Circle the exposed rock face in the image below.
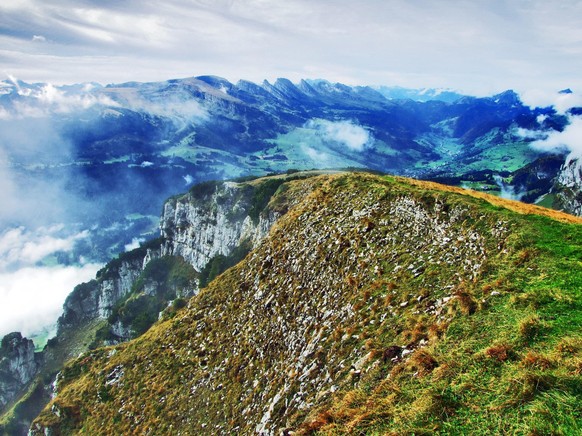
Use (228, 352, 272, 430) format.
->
(58, 256, 150, 331)
(2, 175, 307, 434)
(0, 333, 41, 412)
(160, 181, 279, 271)
(58, 179, 285, 333)
(555, 156, 582, 216)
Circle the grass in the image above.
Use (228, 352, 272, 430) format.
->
(402, 176, 582, 224)
(29, 172, 581, 436)
(296, 183, 582, 435)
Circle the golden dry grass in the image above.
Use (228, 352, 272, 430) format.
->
(401, 177, 582, 224)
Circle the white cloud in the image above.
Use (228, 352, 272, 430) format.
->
(0, 263, 101, 338)
(99, 85, 208, 125)
(0, 1, 581, 96)
(0, 224, 100, 339)
(124, 237, 145, 252)
(521, 89, 582, 113)
(0, 226, 89, 271)
(529, 116, 582, 159)
(301, 143, 332, 166)
(0, 81, 119, 120)
(306, 119, 372, 151)
(31, 34, 46, 42)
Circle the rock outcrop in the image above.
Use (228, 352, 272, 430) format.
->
(554, 156, 582, 216)
(160, 181, 281, 271)
(0, 333, 41, 412)
(58, 257, 145, 330)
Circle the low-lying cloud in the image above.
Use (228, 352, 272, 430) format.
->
(0, 226, 88, 271)
(306, 119, 372, 151)
(0, 225, 101, 339)
(522, 116, 582, 160)
(124, 237, 145, 252)
(0, 263, 100, 338)
(521, 89, 582, 115)
(0, 79, 118, 120)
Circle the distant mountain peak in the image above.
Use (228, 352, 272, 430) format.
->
(492, 89, 522, 106)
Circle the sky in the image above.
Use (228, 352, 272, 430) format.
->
(1, 0, 582, 102)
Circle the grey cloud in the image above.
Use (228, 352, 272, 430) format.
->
(0, 1, 580, 95)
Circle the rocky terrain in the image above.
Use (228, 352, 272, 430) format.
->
(22, 173, 581, 435)
(0, 334, 41, 412)
(0, 172, 324, 434)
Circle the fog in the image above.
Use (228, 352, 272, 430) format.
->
(0, 226, 101, 338)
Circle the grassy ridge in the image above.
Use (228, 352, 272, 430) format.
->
(30, 173, 581, 435)
(300, 202, 582, 434)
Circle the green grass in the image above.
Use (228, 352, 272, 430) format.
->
(297, 192, 581, 435)
(29, 173, 581, 436)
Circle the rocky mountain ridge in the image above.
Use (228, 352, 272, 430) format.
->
(554, 156, 582, 215)
(24, 173, 582, 435)
(0, 172, 324, 434)
(0, 334, 41, 413)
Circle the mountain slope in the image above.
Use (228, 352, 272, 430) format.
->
(30, 173, 581, 435)
(0, 172, 329, 434)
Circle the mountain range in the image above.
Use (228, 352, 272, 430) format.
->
(1, 76, 580, 264)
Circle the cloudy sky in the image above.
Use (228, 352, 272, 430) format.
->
(1, 0, 581, 100)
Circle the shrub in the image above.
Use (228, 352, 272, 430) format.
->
(199, 239, 252, 288)
(518, 315, 545, 343)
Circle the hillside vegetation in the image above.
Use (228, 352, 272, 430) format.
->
(31, 173, 581, 435)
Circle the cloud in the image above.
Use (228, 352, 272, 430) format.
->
(306, 119, 372, 151)
(1, 1, 581, 96)
(0, 126, 83, 228)
(0, 226, 89, 271)
(0, 224, 100, 339)
(529, 116, 582, 158)
(301, 143, 332, 167)
(124, 237, 145, 252)
(521, 89, 582, 113)
(99, 85, 208, 126)
(32, 35, 46, 42)
(0, 81, 118, 120)
(493, 175, 525, 201)
(0, 263, 101, 338)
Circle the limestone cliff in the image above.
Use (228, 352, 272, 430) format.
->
(160, 180, 282, 271)
(554, 156, 582, 216)
(0, 333, 41, 412)
(60, 176, 301, 332)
